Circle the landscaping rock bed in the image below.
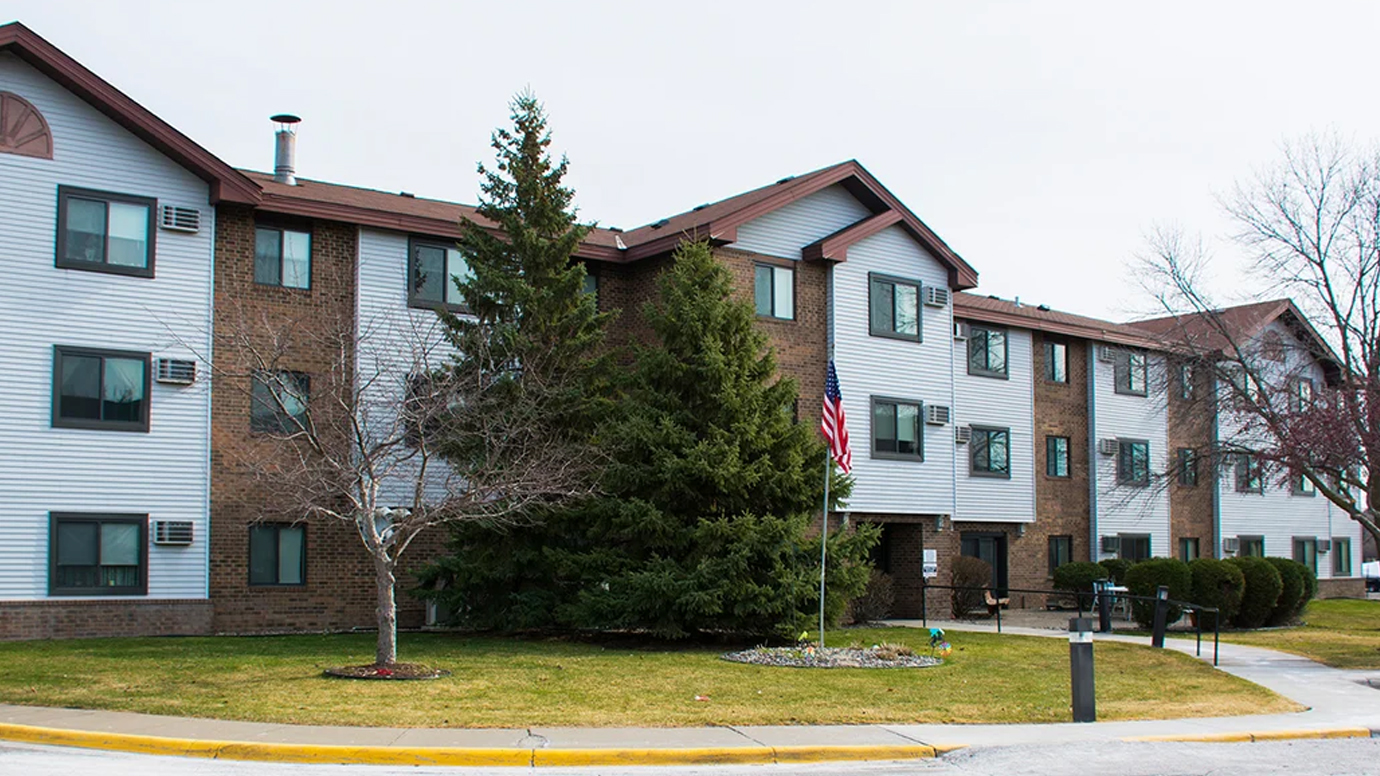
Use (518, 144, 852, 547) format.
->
(721, 646, 942, 669)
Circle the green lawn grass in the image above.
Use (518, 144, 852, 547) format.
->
(0, 627, 1296, 727)
(1209, 598, 1380, 669)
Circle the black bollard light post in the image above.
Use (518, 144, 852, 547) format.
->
(1095, 579, 1112, 634)
(1069, 617, 1095, 723)
(1151, 585, 1170, 648)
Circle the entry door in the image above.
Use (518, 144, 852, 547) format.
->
(960, 533, 1009, 596)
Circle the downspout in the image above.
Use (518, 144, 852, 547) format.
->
(1087, 341, 1099, 562)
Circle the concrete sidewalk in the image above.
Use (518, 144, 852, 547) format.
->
(0, 624, 1377, 766)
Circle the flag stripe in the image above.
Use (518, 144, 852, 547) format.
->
(821, 360, 852, 474)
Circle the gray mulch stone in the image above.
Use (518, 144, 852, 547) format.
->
(721, 646, 942, 669)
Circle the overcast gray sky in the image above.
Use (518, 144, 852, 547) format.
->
(10, 1, 1380, 320)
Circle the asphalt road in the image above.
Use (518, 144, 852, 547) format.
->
(2, 738, 1378, 775)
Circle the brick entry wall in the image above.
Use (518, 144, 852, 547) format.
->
(0, 600, 213, 641)
(1029, 334, 1094, 592)
(1168, 362, 1215, 558)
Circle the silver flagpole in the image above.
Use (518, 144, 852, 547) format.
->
(819, 451, 830, 650)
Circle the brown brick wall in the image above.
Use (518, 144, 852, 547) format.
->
(0, 600, 213, 641)
(1168, 361, 1215, 558)
(209, 205, 431, 634)
(1027, 334, 1093, 594)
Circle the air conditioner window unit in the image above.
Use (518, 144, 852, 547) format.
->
(1097, 345, 1118, 363)
(925, 404, 951, 426)
(157, 358, 197, 385)
(159, 205, 201, 233)
(153, 520, 194, 546)
(1317, 539, 1332, 553)
(953, 322, 970, 340)
(954, 425, 972, 445)
(1098, 438, 1120, 456)
(1222, 537, 1240, 554)
(923, 286, 951, 308)
(1100, 536, 1121, 554)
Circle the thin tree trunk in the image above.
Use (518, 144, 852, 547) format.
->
(374, 556, 398, 667)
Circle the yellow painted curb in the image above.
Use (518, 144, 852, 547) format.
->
(0, 722, 952, 767)
(1124, 727, 1372, 744)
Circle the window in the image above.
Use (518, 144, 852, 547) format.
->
(868, 274, 920, 340)
(871, 398, 923, 460)
(967, 325, 1008, 378)
(1239, 535, 1265, 557)
(753, 263, 795, 319)
(1235, 453, 1263, 493)
(52, 346, 150, 432)
(1048, 535, 1073, 577)
(1333, 538, 1352, 576)
(251, 371, 310, 433)
(1117, 439, 1150, 486)
(1177, 363, 1195, 400)
(1176, 448, 1198, 487)
(409, 237, 471, 309)
(971, 427, 1011, 477)
(249, 524, 306, 586)
(49, 513, 147, 596)
(1044, 340, 1068, 383)
(1292, 471, 1316, 496)
(1179, 537, 1200, 562)
(1114, 350, 1148, 396)
(1046, 435, 1070, 478)
(254, 225, 311, 289)
(1292, 537, 1318, 575)
(1120, 534, 1152, 562)
(582, 267, 599, 298)
(56, 186, 156, 277)
(1290, 378, 1314, 412)
(1225, 365, 1263, 404)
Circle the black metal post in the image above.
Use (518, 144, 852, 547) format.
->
(921, 583, 928, 627)
(1151, 585, 1170, 648)
(1214, 615, 1220, 667)
(1195, 609, 1202, 657)
(1069, 617, 1095, 723)
(1095, 580, 1112, 633)
(995, 598, 1002, 634)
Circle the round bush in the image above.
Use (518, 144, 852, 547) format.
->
(1125, 558, 1192, 629)
(1098, 558, 1135, 585)
(950, 555, 992, 619)
(1188, 558, 1245, 630)
(1298, 563, 1317, 615)
(1227, 557, 1283, 629)
(1264, 557, 1306, 626)
(1052, 561, 1109, 608)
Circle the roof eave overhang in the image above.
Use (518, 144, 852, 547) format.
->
(955, 305, 1161, 349)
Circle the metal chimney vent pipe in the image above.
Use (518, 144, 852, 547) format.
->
(271, 114, 301, 185)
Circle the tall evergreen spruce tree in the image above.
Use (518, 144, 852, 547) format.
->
(431, 240, 875, 639)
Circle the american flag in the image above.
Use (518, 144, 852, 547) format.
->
(821, 360, 852, 474)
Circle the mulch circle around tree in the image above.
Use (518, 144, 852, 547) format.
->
(322, 663, 451, 680)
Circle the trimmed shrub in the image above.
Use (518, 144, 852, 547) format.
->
(1125, 558, 1192, 629)
(849, 569, 896, 624)
(1227, 557, 1283, 629)
(1188, 558, 1245, 629)
(951, 555, 993, 619)
(1299, 563, 1317, 615)
(1264, 557, 1307, 626)
(1098, 558, 1135, 585)
(1053, 561, 1109, 608)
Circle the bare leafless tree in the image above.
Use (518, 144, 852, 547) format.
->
(1137, 133, 1380, 553)
(206, 302, 598, 667)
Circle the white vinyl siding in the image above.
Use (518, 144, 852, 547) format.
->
(1092, 348, 1170, 558)
(732, 185, 871, 259)
(954, 326, 1036, 523)
(0, 52, 213, 600)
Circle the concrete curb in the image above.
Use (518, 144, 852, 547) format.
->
(0, 722, 952, 766)
(1123, 727, 1376, 744)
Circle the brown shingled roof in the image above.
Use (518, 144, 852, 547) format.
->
(1128, 299, 1292, 354)
(954, 292, 1160, 348)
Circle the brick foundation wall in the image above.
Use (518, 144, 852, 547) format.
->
(1315, 577, 1366, 599)
(0, 600, 213, 641)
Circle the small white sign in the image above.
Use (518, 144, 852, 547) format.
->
(922, 548, 938, 578)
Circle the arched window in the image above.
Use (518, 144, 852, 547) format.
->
(0, 91, 53, 159)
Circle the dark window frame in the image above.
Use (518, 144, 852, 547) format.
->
(1235, 453, 1264, 493)
(250, 370, 311, 434)
(1119, 533, 1152, 562)
(1333, 537, 1352, 576)
(51, 345, 152, 432)
(1179, 537, 1200, 562)
(1290, 377, 1315, 412)
(1291, 470, 1317, 497)
(1043, 339, 1069, 384)
(1048, 535, 1073, 577)
(1116, 438, 1150, 486)
(1177, 362, 1195, 401)
(55, 185, 157, 278)
(248, 523, 308, 587)
(1045, 435, 1070, 478)
(48, 512, 148, 596)
(967, 324, 1010, 379)
(1114, 349, 1148, 396)
(869, 395, 925, 461)
(970, 425, 1012, 478)
(753, 260, 796, 321)
(867, 273, 923, 342)
(407, 235, 470, 312)
(1292, 536, 1318, 575)
(254, 223, 313, 290)
(1176, 447, 1199, 487)
(1239, 535, 1266, 557)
